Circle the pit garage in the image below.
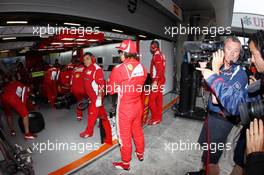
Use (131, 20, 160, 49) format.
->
(0, 0, 259, 175)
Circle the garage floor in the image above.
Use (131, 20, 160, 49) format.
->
(71, 108, 242, 175)
(0, 92, 242, 175)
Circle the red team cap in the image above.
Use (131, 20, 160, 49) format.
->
(116, 39, 137, 54)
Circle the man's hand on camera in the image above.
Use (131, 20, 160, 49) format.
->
(246, 119, 264, 155)
(196, 68, 216, 80)
(212, 49, 224, 75)
(198, 61, 207, 69)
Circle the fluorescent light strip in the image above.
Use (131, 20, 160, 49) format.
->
(64, 22, 81, 26)
(139, 35, 147, 38)
(62, 38, 75, 41)
(2, 37, 16, 40)
(112, 29, 123, 33)
(87, 39, 98, 42)
(51, 42, 62, 45)
(64, 43, 74, 45)
(6, 21, 28, 24)
(40, 36, 50, 38)
(76, 38, 87, 41)
(0, 50, 10, 53)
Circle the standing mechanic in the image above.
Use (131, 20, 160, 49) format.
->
(0, 81, 36, 140)
(187, 36, 248, 175)
(148, 40, 166, 125)
(70, 59, 86, 121)
(79, 52, 112, 145)
(42, 66, 59, 107)
(108, 39, 147, 170)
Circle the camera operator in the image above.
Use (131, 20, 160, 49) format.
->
(196, 30, 264, 175)
(187, 36, 248, 175)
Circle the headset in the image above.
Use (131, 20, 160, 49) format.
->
(150, 40, 160, 50)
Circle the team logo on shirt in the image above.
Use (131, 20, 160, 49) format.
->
(76, 74, 80, 78)
(86, 71, 92, 75)
(127, 64, 133, 71)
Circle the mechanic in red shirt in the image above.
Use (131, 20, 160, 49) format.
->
(42, 66, 59, 107)
(108, 39, 147, 170)
(148, 40, 166, 125)
(70, 60, 86, 121)
(79, 52, 112, 145)
(0, 81, 36, 140)
(58, 65, 74, 95)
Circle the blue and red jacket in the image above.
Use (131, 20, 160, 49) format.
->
(206, 68, 261, 116)
(208, 64, 248, 115)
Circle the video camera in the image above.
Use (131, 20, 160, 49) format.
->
(183, 40, 251, 64)
(183, 40, 224, 62)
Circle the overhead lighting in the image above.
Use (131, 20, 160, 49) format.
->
(64, 43, 74, 45)
(77, 42, 85, 45)
(139, 35, 147, 38)
(51, 42, 62, 45)
(61, 38, 75, 41)
(6, 21, 28, 24)
(19, 50, 27, 54)
(0, 50, 10, 53)
(2, 37, 16, 40)
(105, 38, 112, 41)
(64, 22, 81, 26)
(87, 39, 98, 42)
(38, 49, 47, 51)
(76, 38, 87, 41)
(112, 29, 123, 33)
(40, 35, 50, 38)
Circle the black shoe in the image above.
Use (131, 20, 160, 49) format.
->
(186, 169, 206, 175)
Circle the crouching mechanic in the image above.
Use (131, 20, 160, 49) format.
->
(196, 30, 264, 175)
(108, 39, 147, 170)
(79, 52, 112, 145)
(187, 36, 248, 175)
(0, 81, 36, 140)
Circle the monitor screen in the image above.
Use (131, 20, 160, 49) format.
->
(97, 57, 103, 64)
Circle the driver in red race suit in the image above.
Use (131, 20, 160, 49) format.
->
(108, 39, 147, 170)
